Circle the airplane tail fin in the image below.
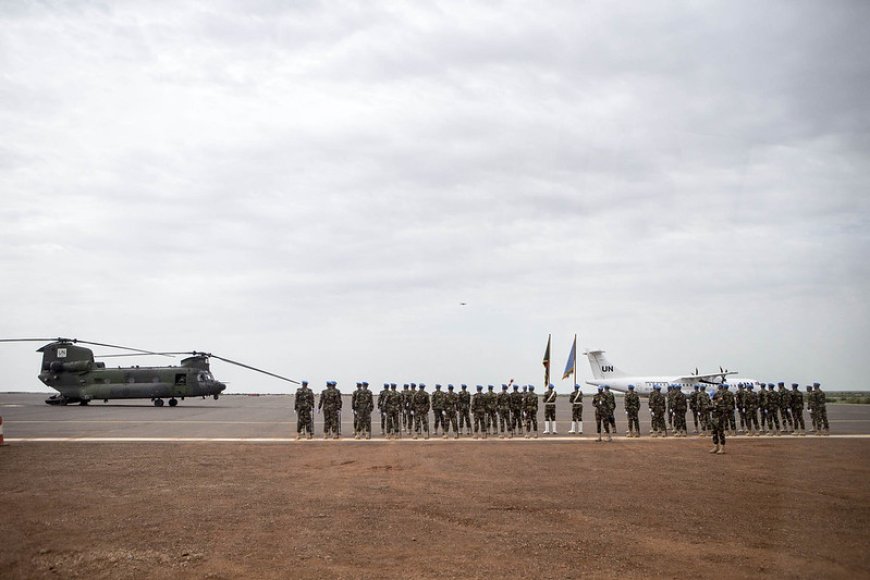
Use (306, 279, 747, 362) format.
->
(585, 350, 628, 380)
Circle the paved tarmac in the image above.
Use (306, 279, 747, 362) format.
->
(1, 392, 868, 440)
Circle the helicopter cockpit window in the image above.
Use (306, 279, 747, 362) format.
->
(198, 372, 213, 382)
(174, 373, 187, 385)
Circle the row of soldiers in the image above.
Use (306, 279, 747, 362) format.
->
(292, 379, 830, 441)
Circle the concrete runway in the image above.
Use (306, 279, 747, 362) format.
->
(2, 392, 868, 441)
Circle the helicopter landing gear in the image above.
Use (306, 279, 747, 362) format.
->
(213, 394, 220, 400)
(154, 399, 164, 407)
(79, 400, 89, 406)
(168, 398, 178, 407)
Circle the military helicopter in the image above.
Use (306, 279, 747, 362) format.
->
(0, 337, 299, 407)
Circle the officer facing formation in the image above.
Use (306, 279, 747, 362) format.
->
(568, 384, 583, 435)
(294, 380, 315, 439)
(624, 384, 640, 437)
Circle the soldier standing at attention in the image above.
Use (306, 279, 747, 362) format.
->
(666, 385, 676, 432)
(790, 383, 806, 435)
(813, 383, 829, 435)
(458, 384, 472, 436)
(355, 382, 373, 439)
(543, 383, 558, 435)
(511, 384, 525, 436)
(318, 381, 342, 439)
(744, 384, 760, 436)
(758, 383, 769, 434)
(690, 385, 701, 434)
(400, 384, 411, 434)
(649, 385, 666, 437)
(722, 384, 737, 435)
(412, 383, 431, 439)
(778, 382, 794, 434)
(524, 385, 539, 438)
(766, 383, 782, 435)
(377, 383, 389, 435)
(806, 385, 817, 433)
(709, 384, 728, 454)
(484, 385, 498, 435)
(472, 385, 487, 439)
(673, 386, 688, 437)
(431, 384, 446, 436)
(624, 384, 640, 437)
(569, 384, 583, 435)
(697, 387, 712, 436)
(735, 384, 748, 434)
(351, 382, 362, 437)
(592, 386, 611, 442)
(604, 385, 617, 434)
(294, 380, 315, 440)
(386, 383, 402, 439)
(443, 384, 459, 439)
(497, 384, 512, 438)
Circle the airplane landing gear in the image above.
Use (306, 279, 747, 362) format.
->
(154, 399, 164, 407)
(168, 398, 178, 407)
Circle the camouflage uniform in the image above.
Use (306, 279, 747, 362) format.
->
(592, 389, 611, 441)
(294, 383, 315, 438)
(354, 384, 373, 439)
(766, 385, 782, 434)
(624, 388, 640, 437)
(735, 385, 747, 433)
(779, 384, 793, 433)
(666, 386, 676, 431)
(386, 385, 402, 438)
(485, 386, 498, 434)
(401, 385, 413, 433)
(317, 382, 342, 439)
(497, 386, 512, 437)
(472, 387, 487, 438)
(413, 386, 431, 439)
(524, 388, 539, 437)
(569, 387, 583, 434)
(431, 385, 446, 436)
(697, 389, 712, 435)
(604, 388, 616, 433)
(710, 387, 728, 453)
(758, 385, 769, 434)
(543, 386, 557, 434)
(744, 387, 760, 435)
(790, 385, 806, 434)
(377, 384, 389, 435)
(723, 386, 737, 434)
(689, 387, 700, 433)
(672, 389, 688, 436)
(351, 384, 362, 435)
(511, 386, 525, 435)
(813, 384, 829, 434)
(458, 385, 472, 435)
(649, 387, 667, 436)
(443, 386, 459, 438)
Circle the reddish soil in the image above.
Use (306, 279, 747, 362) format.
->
(1, 439, 869, 579)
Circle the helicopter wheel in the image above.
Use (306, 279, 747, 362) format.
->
(168, 398, 178, 407)
(213, 394, 219, 400)
(154, 399, 164, 407)
(80, 400, 89, 406)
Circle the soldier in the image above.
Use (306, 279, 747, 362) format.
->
(443, 384, 459, 439)
(672, 385, 688, 436)
(758, 382, 769, 434)
(377, 382, 389, 435)
(649, 384, 667, 437)
(778, 382, 794, 434)
(543, 383, 558, 434)
(806, 385, 817, 433)
(697, 387, 712, 436)
(401, 384, 412, 434)
(317, 380, 342, 439)
(294, 380, 315, 439)
(485, 385, 498, 435)
(386, 383, 402, 439)
(524, 385, 539, 438)
(723, 383, 737, 435)
(813, 383, 829, 435)
(790, 383, 806, 435)
(472, 385, 487, 439)
(689, 385, 701, 434)
(666, 385, 676, 432)
(766, 383, 782, 435)
(497, 384, 512, 438)
(510, 384, 525, 436)
(709, 384, 728, 454)
(593, 386, 611, 442)
(604, 385, 616, 434)
(355, 381, 373, 439)
(735, 383, 747, 434)
(458, 384, 472, 435)
(431, 384, 446, 436)
(744, 384, 760, 436)
(624, 384, 640, 437)
(413, 383, 431, 439)
(351, 382, 362, 436)
(568, 384, 583, 435)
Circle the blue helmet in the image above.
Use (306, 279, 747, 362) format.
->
(529, 385, 535, 391)
(574, 384, 580, 390)
(628, 384, 635, 390)
(653, 385, 661, 391)
(476, 385, 483, 391)
(597, 385, 604, 391)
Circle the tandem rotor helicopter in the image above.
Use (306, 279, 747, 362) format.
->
(0, 337, 300, 407)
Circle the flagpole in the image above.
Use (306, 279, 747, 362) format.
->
(573, 333, 577, 387)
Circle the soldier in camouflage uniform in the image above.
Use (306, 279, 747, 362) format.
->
(790, 383, 806, 435)
(744, 384, 760, 436)
(723, 384, 737, 435)
(690, 385, 701, 434)
(592, 386, 611, 442)
(472, 385, 487, 439)
(624, 384, 640, 437)
(431, 384, 446, 436)
(604, 385, 616, 434)
(766, 383, 782, 435)
(697, 387, 712, 436)
(294, 380, 315, 439)
(735, 384, 747, 434)
(497, 384, 512, 438)
(351, 382, 362, 436)
(813, 383, 829, 435)
(412, 383, 431, 439)
(649, 385, 667, 437)
(386, 383, 402, 439)
(778, 382, 793, 434)
(672, 385, 688, 436)
(709, 384, 728, 454)
(510, 384, 525, 436)
(377, 383, 389, 435)
(666, 385, 676, 432)
(485, 385, 498, 435)
(458, 384, 472, 435)
(524, 385, 539, 438)
(354, 382, 373, 439)
(401, 384, 412, 434)
(443, 384, 459, 439)
(569, 384, 583, 435)
(317, 381, 342, 439)
(806, 385, 817, 433)
(757, 383, 769, 434)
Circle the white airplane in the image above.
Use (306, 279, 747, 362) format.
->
(584, 349, 760, 395)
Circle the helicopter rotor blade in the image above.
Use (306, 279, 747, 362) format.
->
(0, 337, 171, 357)
(95, 353, 177, 359)
(208, 354, 300, 385)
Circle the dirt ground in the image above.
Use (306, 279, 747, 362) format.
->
(1, 439, 869, 579)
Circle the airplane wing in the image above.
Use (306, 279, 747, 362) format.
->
(677, 371, 738, 383)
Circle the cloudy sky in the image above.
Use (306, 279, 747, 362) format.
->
(1, 1, 868, 394)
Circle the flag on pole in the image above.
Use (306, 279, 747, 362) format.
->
(542, 334, 551, 386)
(562, 335, 577, 380)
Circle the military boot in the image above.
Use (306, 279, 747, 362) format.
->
(709, 444, 720, 454)
(606, 433, 612, 442)
(596, 434, 602, 442)
(307, 432, 313, 440)
(716, 445, 725, 455)
(569, 421, 576, 434)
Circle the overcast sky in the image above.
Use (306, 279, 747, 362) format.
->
(1, 1, 868, 394)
